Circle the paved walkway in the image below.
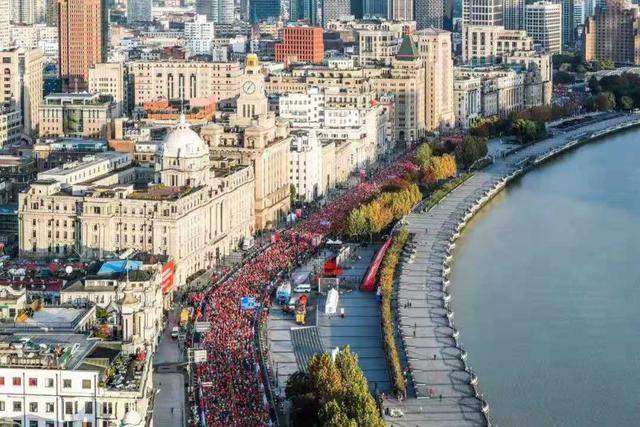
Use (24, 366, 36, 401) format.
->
(384, 113, 640, 426)
(318, 245, 391, 394)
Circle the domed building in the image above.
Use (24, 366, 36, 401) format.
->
(157, 114, 213, 188)
(19, 115, 256, 289)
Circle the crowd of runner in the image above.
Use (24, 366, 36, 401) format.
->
(191, 151, 416, 426)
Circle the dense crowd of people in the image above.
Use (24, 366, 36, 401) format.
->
(191, 151, 417, 426)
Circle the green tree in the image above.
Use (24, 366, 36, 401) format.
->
(554, 70, 575, 84)
(319, 400, 354, 427)
(285, 371, 312, 399)
(620, 95, 634, 110)
(307, 352, 344, 402)
(454, 136, 488, 169)
(346, 208, 369, 239)
(595, 91, 616, 110)
(414, 143, 432, 169)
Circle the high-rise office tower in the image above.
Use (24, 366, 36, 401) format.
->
(128, 0, 152, 22)
(574, 0, 587, 27)
(583, 0, 640, 64)
(58, 0, 108, 90)
(363, 0, 387, 18)
(391, 0, 413, 21)
(463, 0, 503, 25)
(290, 0, 320, 25)
(0, 0, 10, 48)
(526, 1, 562, 53)
(196, 0, 234, 24)
(12, 0, 38, 24)
(322, 0, 351, 25)
(351, 0, 363, 17)
(249, 0, 281, 23)
(415, 0, 444, 29)
(443, 0, 454, 30)
(560, 0, 575, 48)
(503, 0, 525, 29)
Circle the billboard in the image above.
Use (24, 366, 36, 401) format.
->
(161, 261, 175, 294)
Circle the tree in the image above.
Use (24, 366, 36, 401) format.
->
(554, 70, 575, 84)
(455, 136, 488, 169)
(307, 353, 344, 402)
(346, 208, 369, 239)
(319, 400, 354, 427)
(414, 143, 432, 170)
(285, 371, 312, 399)
(595, 91, 616, 110)
(620, 95, 634, 110)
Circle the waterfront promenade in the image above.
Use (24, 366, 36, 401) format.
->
(383, 113, 640, 426)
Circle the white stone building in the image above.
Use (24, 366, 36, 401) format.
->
(453, 74, 482, 129)
(525, 1, 563, 54)
(289, 130, 323, 202)
(185, 15, 215, 56)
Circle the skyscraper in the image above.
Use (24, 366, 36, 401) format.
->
(391, 0, 413, 21)
(0, 0, 10, 49)
(559, 0, 576, 48)
(12, 0, 38, 25)
(196, 0, 234, 24)
(363, 0, 387, 18)
(322, 0, 351, 25)
(290, 0, 320, 25)
(58, 0, 108, 90)
(127, 0, 152, 23)
(415, 0, 444, 29)
(503, 0, 526, 29)
(249, 0, 281, 23)
(526, 1, 562, 53)
(463, 0, 503, 25)
(583, 0, 640, 64)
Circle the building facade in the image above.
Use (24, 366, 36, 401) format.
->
(463, 0, 503, 25)
(57, 0, 108, 90)
(503, 0, 525, 29)
(39, 93, 116, 138)
(0, 47, 44, 136)
(583, 0, 640, 65)
(88, 63, 128, 117)
(127, 0, 152, 23)
(462, 25, 533, 64)
(275, 26, 325, 64)
(526, 1, 563, 54)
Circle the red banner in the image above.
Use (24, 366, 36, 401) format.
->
(360, 238, 392, 292)
(161, 261, 175, 294)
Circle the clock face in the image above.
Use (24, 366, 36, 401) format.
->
(243, 81, 256, 95)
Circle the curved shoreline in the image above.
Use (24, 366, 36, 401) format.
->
(383, 113, 640, 426)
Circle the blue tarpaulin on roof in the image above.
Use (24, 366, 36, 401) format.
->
(97, 260, 143, 276)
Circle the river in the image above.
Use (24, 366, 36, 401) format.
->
(450, 129, 640, 426)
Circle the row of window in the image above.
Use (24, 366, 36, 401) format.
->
(0, 377, 92, 389)
(0, 400, 92, 415)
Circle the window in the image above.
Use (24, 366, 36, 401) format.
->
(65, 401, 73, 415)
(0, 401, 4, 411)
(46, 402, 54, 413)
(45, 378, 54, 388)
(12, 377, 21, 386)
(0, 376, 4, 385)
(29, 402, 37, 412)
(85, 401, 93, 414)
(29, 422, 38, 427)
(29, 378, 37, 387)
(63, 379, 72, 388)
(82, 379, 91, 389)
(46, 423, 54, 427)
(13, 401, 21, 411)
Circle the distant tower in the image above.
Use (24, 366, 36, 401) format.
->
(463, 0, 503, 25)
(58, 0, 108, 91)
(414, 0, 445, 29)
(196, 0, 234, 24)
(0, 0, 10, 49)
(503, 0, 526, 29)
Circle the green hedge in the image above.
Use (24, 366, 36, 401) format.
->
(379, 229, 410, 398)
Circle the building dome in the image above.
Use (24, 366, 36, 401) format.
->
(161, 114, 209, 159)
(120, 410, 143, 427)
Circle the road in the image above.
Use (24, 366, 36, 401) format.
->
(153, 308, 186, 427)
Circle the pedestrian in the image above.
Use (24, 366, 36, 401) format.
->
(433, 354, 437, 360)
(171, 407, 174, 415)
(413, 329, 416, 337)
(439, 394, 442, 401)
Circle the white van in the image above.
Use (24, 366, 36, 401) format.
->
(294, 284, 311, 293)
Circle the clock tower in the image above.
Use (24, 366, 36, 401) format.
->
(237, 54, 268, 120)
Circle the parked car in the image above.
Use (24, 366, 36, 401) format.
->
(293, 284, 311, 293)
(171, 326, 180, 339)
